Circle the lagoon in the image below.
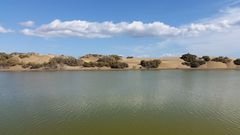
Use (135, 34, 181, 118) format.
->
(0, 71, 240, 135)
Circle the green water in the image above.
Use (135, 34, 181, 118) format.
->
(0, 71, 240, 135)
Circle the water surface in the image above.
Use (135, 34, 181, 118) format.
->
(0, 71, 240, 135)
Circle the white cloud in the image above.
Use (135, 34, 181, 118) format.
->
(20, 21, 35, 27)
(21, 7, 240, 39)
(0, 26, 12, 33)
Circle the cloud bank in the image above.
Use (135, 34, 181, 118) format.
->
(21, 7, 240, 39)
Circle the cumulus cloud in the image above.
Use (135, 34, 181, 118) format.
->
(0, 26, 12, 33)
(21, 7, 240, 39)
(20, 20, 35, 27)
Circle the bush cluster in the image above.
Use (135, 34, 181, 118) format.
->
(81, 54, 103, 58)
(127, 56, 134, 59)
(22, 62, 44, 69)
(233, 59, 240, 65)
(180, 53, 207, 68)
(82, 55, 128, 69)
(19, 54, 30, 59)
(46, 56, 83, 68)
(97, 55, 122, 63)
(211, 56, 231, 63)
(0, 53, 20, 68)
(180, 53, 197, 62)
(202, 56, 211, 61)
(140, 59, 161, 68)
(109, 62, 128, 69)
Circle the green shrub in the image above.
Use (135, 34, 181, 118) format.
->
(64, 57, 83, 66)
(127, 56, 134, 59)
(82, 62, 96, 67)
(109, 62, 128, 69)
(233, 59, 240, 65)
(182, 60, 206, 68)
(202, 56, 210, 61)
(211, 56, 231, 63)
(140, 59, 161, 68)
(190, 61, 200, 68)
(47, 56, 83, 68)
(95, 62, 110, 67)
(109, 55, 122, 61)
(180, 53, 197, 62)
(22, 63, 44, 69)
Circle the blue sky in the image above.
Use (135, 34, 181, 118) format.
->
(1, 0, 240, 57)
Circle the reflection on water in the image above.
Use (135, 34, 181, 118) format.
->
(0, 71, 240, 135)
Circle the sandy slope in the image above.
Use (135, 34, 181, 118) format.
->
(1, 54, 240, 71)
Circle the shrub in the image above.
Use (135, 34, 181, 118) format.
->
(64, 57, 82, 66)
(109, 55, 122, 61)
(81, 54, 103, 58)
(30, 63, 43, 69)
(190, 61, 200, 68)
(109, 62, 128, 69)
(97, 55, 121, 63)
(0, 57, 19, 68)
(202, 56, 210, 61)
(82, 62, 96, 67)
(180, 53, 197, 62)
(127, 56, 134, 59)
(233, 59, 240, 65)
(47, 56, 83, 68)
(182, 60, 206, 68)
(95, 62, 110, 67)
(140, 59, 161, 68)
(0, 52, 12, 61)
(22, 63, 44, 69)
(19, 54, 30, 59)
(6, 57, 20, 66)
(211, 56, 231, 63)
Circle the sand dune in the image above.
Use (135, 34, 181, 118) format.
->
(1, 53, 240, 71)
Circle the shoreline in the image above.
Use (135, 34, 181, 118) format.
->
(1, 67, 240, 72)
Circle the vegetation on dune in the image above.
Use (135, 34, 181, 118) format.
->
(97, 55, 122, 63)
(46, 56, 83, 69)
(0, 52, 239, 70)
(81, 54, 103, 58)
(140, 59, 161, 69)
(19, 54, 30, 59)
(202, 56, 211, 61)
(127, 56, 134, 59)
(180, 53, 197, 63)
(22, 62, 44, 69)
(109, 62, 128, 69)
(233, 59, 240, 65)
(83, 55, 128, 69)
(0, 53, 20, 68)
(180, 53, 207, 68)
(211, 56, 231, 63)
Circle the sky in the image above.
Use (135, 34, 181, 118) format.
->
(0, 0, 240, 57)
